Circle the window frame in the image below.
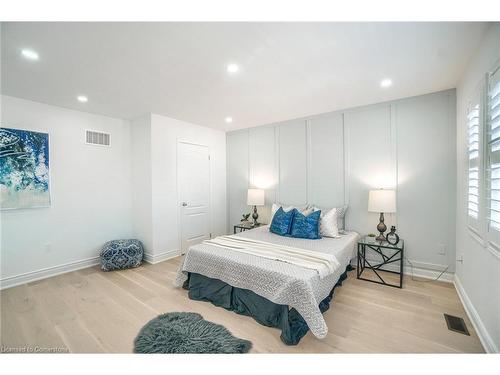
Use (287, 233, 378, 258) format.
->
(468, 59, 500, 258)
(485, 63, 500, 256)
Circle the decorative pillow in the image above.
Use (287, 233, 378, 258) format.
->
(290, 210, 321, 239)
(313, 205, 348, 232)
(270, 203, 294, 223)
(270, 207, 296, 236)
(318, 207, 339, 237)
(335, 205, 348, 231)
(270, 203, 311, 223)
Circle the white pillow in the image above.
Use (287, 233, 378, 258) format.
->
(313, 205, 348, 232)
(301, 206, 314, 216)
(313, 207, 339, 237)
(270, 203, 311, 223)
(335, 204, 348, 231)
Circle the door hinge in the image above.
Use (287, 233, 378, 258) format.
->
(208, 155, 211, 160)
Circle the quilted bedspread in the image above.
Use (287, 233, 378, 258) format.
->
(174, 226, 359, 339)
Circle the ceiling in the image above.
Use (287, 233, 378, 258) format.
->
(1, 22, 489, 131)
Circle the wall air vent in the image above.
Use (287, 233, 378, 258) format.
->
(85, 130, 110, 146)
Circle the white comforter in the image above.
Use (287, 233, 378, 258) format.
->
(203, 235, 341, 278)
(174, 226, 359, 339)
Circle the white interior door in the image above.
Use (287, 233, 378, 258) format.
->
(178, 142, 210, 254)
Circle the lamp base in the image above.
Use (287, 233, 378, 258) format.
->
(252, 205, 259, 226)
(376, 212, 387, 242)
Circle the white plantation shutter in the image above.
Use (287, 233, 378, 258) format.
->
(487, 65, 500, 241)
(466, 77, 488, 239)
(468, 103, 480, 220)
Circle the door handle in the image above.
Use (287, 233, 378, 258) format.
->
(182, 202, 188, 207)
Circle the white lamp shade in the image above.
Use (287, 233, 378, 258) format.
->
(368, 189, 396, 213)
(247, 188, 265, 206)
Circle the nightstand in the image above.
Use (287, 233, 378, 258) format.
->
(233, 222, 263, 234)
(357, 235, 404, 288)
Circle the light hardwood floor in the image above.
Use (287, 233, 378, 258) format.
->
(0, 257, 484, 353)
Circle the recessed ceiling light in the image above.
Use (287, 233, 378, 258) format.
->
(21, 49, 39, 60)
(380, 78, 393, 88)
(77, 95, 88, 103)
(226, 63, 239, 74)
(225, 117, 233, 123)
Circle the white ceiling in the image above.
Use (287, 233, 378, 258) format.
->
(1, 22, 489, 131)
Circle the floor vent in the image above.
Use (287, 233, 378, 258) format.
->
(85, 130, 110, 146)
(444, 313, 470, 335)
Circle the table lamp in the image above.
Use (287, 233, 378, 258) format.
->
(368, 189, 396, 241)
(247, 188, 265, 226)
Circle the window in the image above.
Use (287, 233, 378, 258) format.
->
(487, 66, 500, 232)
(466, 62, 500, 254)
(467, 103, 480, 219)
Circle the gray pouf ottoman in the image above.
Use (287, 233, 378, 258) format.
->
(100, 239, 144, 271)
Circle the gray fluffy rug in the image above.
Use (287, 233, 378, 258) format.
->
(134, 312, 252, 354)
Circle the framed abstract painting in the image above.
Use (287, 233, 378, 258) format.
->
(0, 127, 51, 209)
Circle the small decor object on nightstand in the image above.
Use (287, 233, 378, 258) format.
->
(241, 213, 251, 222)
(247, 188, 265, 226)
(368, 189, 396, 242)
(385, 226, 400, 245)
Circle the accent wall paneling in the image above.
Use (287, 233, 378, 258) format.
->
(344, 104, 395, 236)
(226, 89, 457, 275)
(249, 126, 278, 207)
(308, 113, 345, 208)
(278, 120, 308, 206)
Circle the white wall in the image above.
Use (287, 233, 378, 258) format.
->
(130, 115, 153, 253)
(130, 113, 227, 262)
(1, 96, 134, 287)
(455, 24, 500, 353)
(227, 89, 456, 277)
(0, 99, 227, 284)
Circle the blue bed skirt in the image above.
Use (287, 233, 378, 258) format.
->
(182, 265, 353, 345)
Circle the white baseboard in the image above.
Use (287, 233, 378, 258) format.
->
(0, 249, 180, 290)
(143, 249, 180, 264)
(351, 257, 454, 283)
(454, 275, 498, 353)
(403, 264, 454, 282)
(0, 256, 100, 290)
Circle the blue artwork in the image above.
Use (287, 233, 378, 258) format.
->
(0, 128, 50, 209)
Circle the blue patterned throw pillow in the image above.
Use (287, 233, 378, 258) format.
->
(290, 210, 321, 239)
(270, 207, 296, 236)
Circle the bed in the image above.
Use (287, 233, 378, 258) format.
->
(174, 225, 359, 345)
